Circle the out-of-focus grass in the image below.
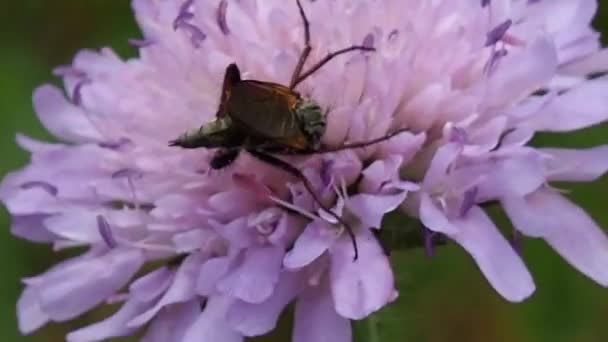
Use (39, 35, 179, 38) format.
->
(1, 1, 608, 341)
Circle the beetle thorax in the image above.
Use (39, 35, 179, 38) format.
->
(295, 98, 326, 149)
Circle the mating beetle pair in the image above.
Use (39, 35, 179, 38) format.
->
(171, 0, 407, 258)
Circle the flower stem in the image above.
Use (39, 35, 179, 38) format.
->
(367, 314, 380, 342)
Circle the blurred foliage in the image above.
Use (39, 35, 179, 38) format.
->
(1, 1, 608, 341)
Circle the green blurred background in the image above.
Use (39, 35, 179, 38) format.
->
(1, 1, 608, 341)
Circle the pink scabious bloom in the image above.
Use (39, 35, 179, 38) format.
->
(2, 0, 608, 340)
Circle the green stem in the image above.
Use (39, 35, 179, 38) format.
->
(367, 314, 380, 342)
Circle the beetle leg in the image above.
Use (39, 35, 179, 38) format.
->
(210, 147, 241, 170)
(289, 0, 313, 90)
(247, 149, 359, 260)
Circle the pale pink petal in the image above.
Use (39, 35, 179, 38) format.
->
(561, 49, 608, 75)
(36, 248, 144, 321)
(422, 143, 462, 188)
(449, 206, 535, 302)
(33, 85, 103, 142)
(485, 37, 558, 107)
(419, 192, 459, 234)
(293, 282, 351, 342)
(359, 155, 403, 193)
(16, 287, 49, 334)
(129, 267, 174, 303)
(226, 272, 303, 336)
(329, 229, 397, 319)
(347, 192, 408, 228)
(503, 188, 608, 286)
(197, 255, 235, 296)
(376, 132, 426, 162)
(453, 149, 546, 201)
(66, 299, 151, 342)
(218, 246, 284, 303)
(541, 146, 608, 182)
(526, 76, 608, 131)
(284, 222, 336, 269)
(128, 253, 204, 327)
(141, 301, 201, 342)
(182, 296, 243, 342)
(10, 214, 57, 243)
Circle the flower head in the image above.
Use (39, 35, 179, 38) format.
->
(3, 0, 608, 341)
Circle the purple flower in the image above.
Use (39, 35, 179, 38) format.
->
(2, 0, 608, 341)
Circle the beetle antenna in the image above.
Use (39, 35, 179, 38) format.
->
(289, 0, 313, 90)
(247, 149, 359, 260)
(289, 0, 375, 90)
(292, 45, 375, 89)
(317, 127, 409, 153)
(272, 128, 410, 155)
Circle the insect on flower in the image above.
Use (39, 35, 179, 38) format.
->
(170, 0, 408, 259)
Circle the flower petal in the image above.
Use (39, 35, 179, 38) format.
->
(347, 191, 408, 229)
(284, 222, 336, 269)
(329, 229, 397, 319)
(16, 287, 49, 334)
(128, 253, 204, 327)
(197, 254, 235, 296)
(129, 267, 175, 303)
(293, 282, 351, 342)
(182, 296, 243, 342)
(485, 37, 558, 107)
(526, 76, 608, 131)
(419, 192, 459, 234)
(218, 246, 284, 303)
(541, 146, 608, 182)
(33, 85, 103, 142)
(449, 206, 535, 302)
(226, 272, 303, 336)
(141, 301, 201, 342)
(503, 188, 608, 286)
(35, 248, 144, 321)
(66, 298, 150, 342)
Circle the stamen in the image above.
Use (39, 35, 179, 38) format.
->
(97, 215, 117, 248)
(460, 187, 479, 217)
(175, 21, 207, 48)
(216, 0, 230, 35)
(98, 137, 133, 150)
(112, 168, 143, 210)
(485, 19, 513, 47)
(388, 29, 399, 42)
(174, 0, 206, 48)
(511, 229, 523, 255)
(112, 168, 144, 180)
(481, 0, 491, 7)
(128, 38, 155, 48)
(423, 228, 436, 257)
(53, 66, 87, 78)
(450, 127, 468, 144)
(72, 77, 92, 106)
(321, 160, 334, 188)
(175, 0, 195, 28)
(20, 181, 58, 196)
(269, 195, 320, 222)
(363, 33, 375, 49)
(485, 48, 508, 75)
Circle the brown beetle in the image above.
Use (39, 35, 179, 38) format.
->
(171, 0, 408, 258)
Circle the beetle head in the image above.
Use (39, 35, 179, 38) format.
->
(295, 98, 326, 149)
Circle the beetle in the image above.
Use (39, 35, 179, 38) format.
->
(171, 0, 408, 259)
